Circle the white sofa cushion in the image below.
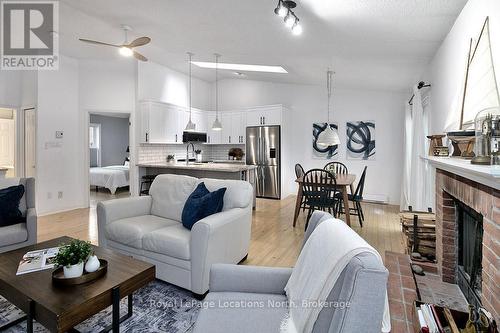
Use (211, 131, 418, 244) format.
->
(143, 224, 191, 260)
(0, 223, 28, 247)
(149, 174, 198, 221)
(106, 215, 177, 249)
(199, 178, 253, 211)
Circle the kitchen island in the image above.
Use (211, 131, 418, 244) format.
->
(137, 162, 257, 207)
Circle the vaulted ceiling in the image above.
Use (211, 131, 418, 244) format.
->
(59, 0, 468, 91)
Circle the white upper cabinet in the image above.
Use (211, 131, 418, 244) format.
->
(245, 106, 282, 126)
(140, 101, 282, 145)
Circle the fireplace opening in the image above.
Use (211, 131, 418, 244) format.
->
(455, 199, 483, 308)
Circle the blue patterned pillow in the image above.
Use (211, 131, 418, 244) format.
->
(181, 183, 226, 230)
(0, 185, 25, 227)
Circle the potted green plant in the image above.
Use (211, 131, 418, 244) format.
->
(54, 240, 92, 278)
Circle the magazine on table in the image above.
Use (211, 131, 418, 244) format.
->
(16, 247, 59, 275)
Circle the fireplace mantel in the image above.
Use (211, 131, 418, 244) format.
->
(423, 156, 500, 190)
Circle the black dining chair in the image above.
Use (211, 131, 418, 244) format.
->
(324, 161, 348, 175)
(302, 169, 339, 230)
(336, 166, 367, 227)
(295, 164, 307, 212)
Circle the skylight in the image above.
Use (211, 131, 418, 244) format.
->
(191, 61, 288, 74)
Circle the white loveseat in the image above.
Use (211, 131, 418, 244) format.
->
(97, 174, 253, 295)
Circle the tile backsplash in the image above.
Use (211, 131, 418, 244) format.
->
(138, 144, 245, 164)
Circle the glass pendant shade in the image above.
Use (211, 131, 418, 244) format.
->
(185, 118, 196, 131)
(317, 125, 340, 147)
(212, 117, 222, 131)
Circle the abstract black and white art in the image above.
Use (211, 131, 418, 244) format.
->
(312, 123, 339, 159)
(346, 121, 376, 160)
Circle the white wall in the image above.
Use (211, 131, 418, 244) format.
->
(37, 55, 84, 214)
(215, 79, 406, 204)
(79, 59, 136, 112)
(423, 0, 500, 133)
(0, 71, 22, 108)
(138, 61, 211, 110)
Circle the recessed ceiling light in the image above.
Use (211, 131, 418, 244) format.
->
(191, 61, 288, 74)
(234, 72, 247, 77)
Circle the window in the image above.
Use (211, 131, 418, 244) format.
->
(89, 123, 100, 149)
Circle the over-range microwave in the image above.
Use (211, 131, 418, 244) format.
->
(182, 131, 207, 143)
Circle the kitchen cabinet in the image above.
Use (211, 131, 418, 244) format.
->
(246, 106, 282, 126)
(140, 101, 179, 143)
(191, 110, 207, 133)
(231, 112, 246, 144)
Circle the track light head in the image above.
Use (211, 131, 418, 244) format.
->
(274, 0, 287, 17)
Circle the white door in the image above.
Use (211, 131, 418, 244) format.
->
(231, 112, 245, 144)
(0, 117, 15, 177)
(220, 113, 232, 144)
(24, 108, 36, 177)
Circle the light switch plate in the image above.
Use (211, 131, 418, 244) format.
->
(56, 131, 63, 139)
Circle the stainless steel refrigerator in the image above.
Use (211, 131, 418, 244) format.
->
(246, 126, 281, 199)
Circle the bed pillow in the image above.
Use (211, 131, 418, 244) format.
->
(181, 182, 226, 230)
(0, 185, 26, 227)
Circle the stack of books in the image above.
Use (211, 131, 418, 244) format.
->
(414, 301, 466, 333)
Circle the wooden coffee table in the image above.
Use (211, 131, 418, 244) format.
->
(0, 237, 155, 333)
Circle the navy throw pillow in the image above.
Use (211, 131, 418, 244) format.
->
(0, 185, 26, 227)
(181, 182, 226, 230)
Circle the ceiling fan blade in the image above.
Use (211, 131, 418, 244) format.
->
(79, 38, 120, 48)
(128, 36, 151, 48)
(133, 51, 148, 62)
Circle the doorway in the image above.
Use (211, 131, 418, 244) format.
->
(88, 113, 131, 208)
(0, 108, 16, 178)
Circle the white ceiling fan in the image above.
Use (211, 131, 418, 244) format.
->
(79, 25, 150, 61)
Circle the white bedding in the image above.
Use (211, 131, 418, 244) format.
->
(90, 165, 129, 194)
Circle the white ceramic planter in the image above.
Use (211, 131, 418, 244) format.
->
(63, 262, 84, 278)
(85, 255, 100, 273)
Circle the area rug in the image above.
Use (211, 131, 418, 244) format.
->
(0, 280, 200, 332)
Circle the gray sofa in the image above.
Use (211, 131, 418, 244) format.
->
(0, 178, 37, 253)
(193, 211, 389, 333)
(97, 174, 253, 295)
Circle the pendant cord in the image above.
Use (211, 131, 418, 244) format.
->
(327, 70, 333, 123)
(215, 54, 220, 120)
(188, 52, 193, 122)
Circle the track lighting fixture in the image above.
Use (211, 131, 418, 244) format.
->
(274, 0, 302, 35)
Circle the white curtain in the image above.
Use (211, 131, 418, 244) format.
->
(400, 85, 433, 211)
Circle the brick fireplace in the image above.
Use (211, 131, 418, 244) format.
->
(435, 168, 499, 320)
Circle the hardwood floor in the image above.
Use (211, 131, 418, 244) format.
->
(38, 193, 405, 267)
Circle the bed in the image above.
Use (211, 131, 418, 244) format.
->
(90, 165, 129, 194)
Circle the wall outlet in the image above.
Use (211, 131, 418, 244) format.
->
(56, 131, 63, 139)
(47, 192, 52, 199)
(58, 191, 63, 199)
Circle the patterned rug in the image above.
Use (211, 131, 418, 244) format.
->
(0, 280, 200, 332)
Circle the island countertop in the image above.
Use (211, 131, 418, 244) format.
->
(137, 162, 257, 173)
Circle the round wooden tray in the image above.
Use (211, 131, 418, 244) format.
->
(52, 259, 108, 286)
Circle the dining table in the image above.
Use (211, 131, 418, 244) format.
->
(294, 173, 356, 227)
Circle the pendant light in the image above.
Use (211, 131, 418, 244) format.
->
(317, 70, 340, 147)
(212, 53, 222, 131)
(185, 52, 196, 131)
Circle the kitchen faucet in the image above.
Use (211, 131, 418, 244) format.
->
(186, 142, 195, 164)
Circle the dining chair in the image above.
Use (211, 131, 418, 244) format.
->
(324, 161, 348, 175)
(302, 169, 339, 230)
(336, 166, 367, 227)
(295, 163, 308, 212)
